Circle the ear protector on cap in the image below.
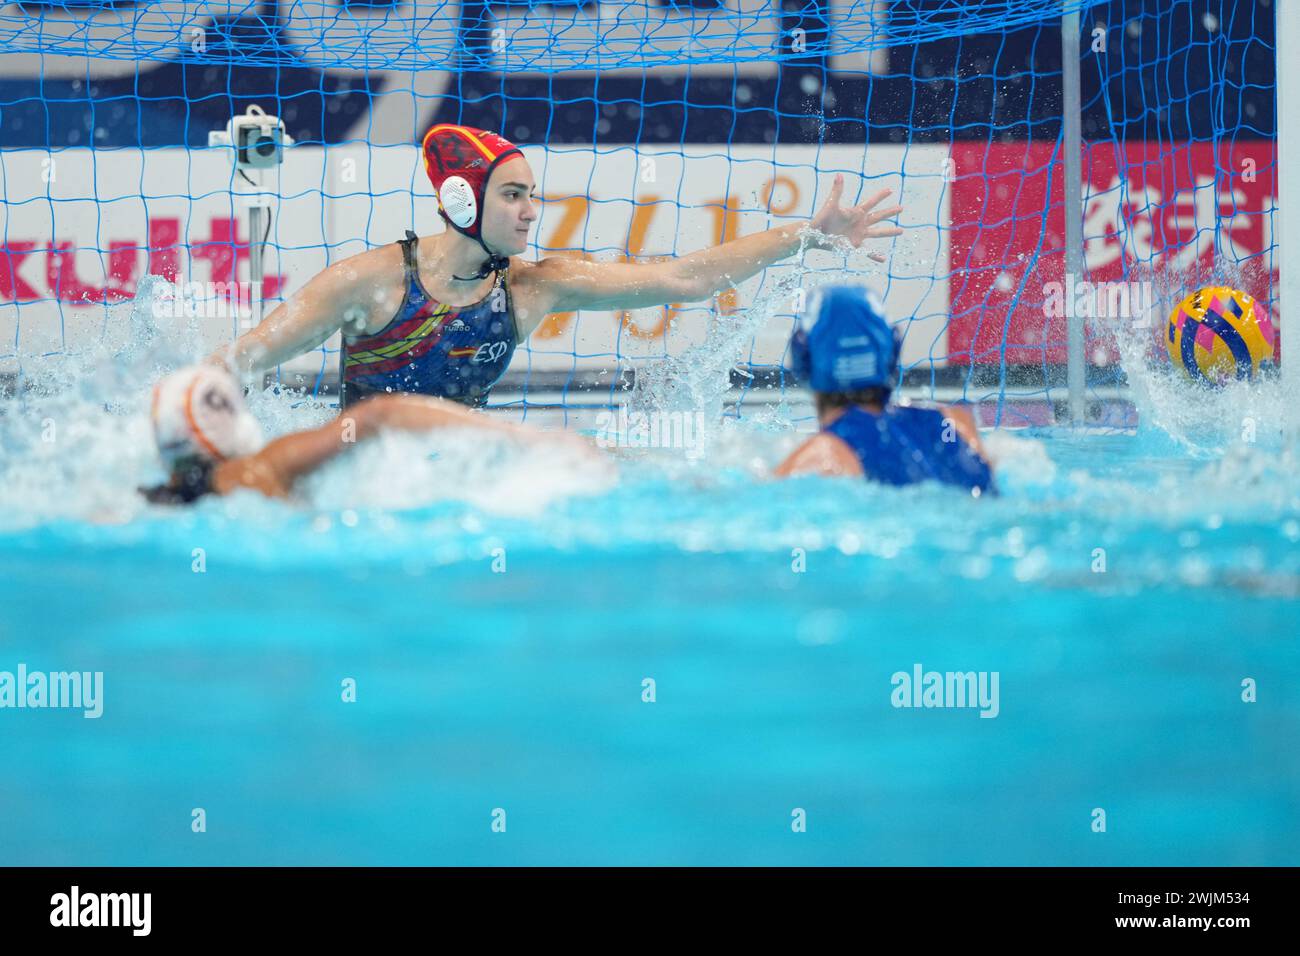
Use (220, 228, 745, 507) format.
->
(421, 124, 523, 239)
(438, 175, 478, 230)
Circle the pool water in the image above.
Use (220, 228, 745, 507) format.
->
(1, 374, 1297, 864)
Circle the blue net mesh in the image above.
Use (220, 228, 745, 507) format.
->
(0, 0, 1278, 424)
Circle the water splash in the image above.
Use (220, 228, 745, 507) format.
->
(625, 227, 878, 464)
(303, 427, 617, 518)
(0, 277, 617, 528)
(0, 276, 201, 527)
(1095, 260, 1286, 458)
(4, 254, 1296, 568)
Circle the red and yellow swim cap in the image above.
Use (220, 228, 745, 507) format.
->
(421, 124, 523, 240)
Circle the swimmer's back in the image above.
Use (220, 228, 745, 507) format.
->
(825, 404, 994, 493)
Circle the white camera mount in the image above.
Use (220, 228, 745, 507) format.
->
(209, 105, 294, 330)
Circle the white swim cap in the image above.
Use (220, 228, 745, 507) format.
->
(150, 365, 264, 467)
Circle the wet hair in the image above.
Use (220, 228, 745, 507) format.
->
(815, 387, 892, 418)
(137, 456, 217, 506)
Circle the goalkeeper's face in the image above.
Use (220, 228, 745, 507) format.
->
(481, 155, 539, 255)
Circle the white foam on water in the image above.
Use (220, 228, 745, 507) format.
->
(4, 256, 1294, 541)
(1096, 263, 1286, 458)
(625, 226, 886, 469)
(0, 275, 203, 528)
(980, 430, 1058, 488)
(0, 278, 617, 527)
(303, 426, 618, 518)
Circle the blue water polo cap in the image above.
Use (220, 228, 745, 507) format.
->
(787, 283, 902, 392)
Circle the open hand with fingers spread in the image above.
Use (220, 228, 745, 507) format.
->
(808, 173, 905, 262)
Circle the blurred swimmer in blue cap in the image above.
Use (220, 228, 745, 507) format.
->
(775, 283, 994, 495)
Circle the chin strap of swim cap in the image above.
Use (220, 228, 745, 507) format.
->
(453, 237, 511, 282)
(422, 124, 522, 281)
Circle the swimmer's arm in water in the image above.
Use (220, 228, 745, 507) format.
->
(523, 175, 904, 332)
(773, 433, 865, 479)
(203, 252, 387, 378)
(213, 394, 595, 497)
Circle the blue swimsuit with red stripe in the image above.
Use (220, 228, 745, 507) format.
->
(340, 230, 518, 408)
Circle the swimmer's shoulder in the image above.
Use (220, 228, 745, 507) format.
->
(505, 255, 565, 294)
(932, 402, 989, 463)
(321, 240, 405, 283)
(774, 431, 864, 479)
(512, 254, 610, 291)
(503, 256, 574, 337)
(307, 240, 410, 335)
(876, 397, 980, 441)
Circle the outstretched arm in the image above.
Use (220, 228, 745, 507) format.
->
(533, 175, 904, 322)
(215, 394, 595, 497)
(203, 251, 388, 378)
